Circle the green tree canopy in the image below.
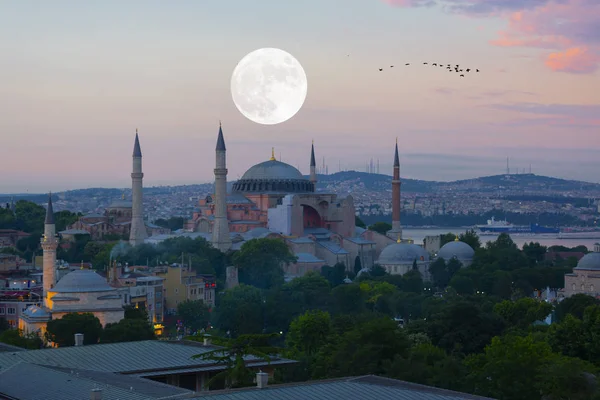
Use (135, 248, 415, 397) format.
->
(368, 222, 391, 235)
(45, 313, 103, 347)
(177, 300, 211, 332)
(213, 284, 264, 337)
(233, 238, 296, 289)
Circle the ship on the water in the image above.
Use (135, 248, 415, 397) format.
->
(475, 217, 560, 235)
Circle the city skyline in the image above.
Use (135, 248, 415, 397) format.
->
(1, 0, 598, 193)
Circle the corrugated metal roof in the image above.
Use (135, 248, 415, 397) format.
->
(0, 362, 156, 400)
(0, 340, 295, 375)
(185, 375, 495, 400)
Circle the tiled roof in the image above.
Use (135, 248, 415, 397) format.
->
(185, 375, 495, 400)
(317, 241, 349, 255)
(295, 253, 324, 263)
(344, 237, 376, 245)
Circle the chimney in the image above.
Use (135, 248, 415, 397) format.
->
(74, 333, 84, 346)
(256, 371, 269, 388)
(203, 334, 212, 346)
(90, 388, 102, 400)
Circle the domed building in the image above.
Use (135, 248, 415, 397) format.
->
(376, 239, 431, 280)
(20, 197, 125, 343)
(437, 237, 475, 267)
(184, 128, 363, 277)
(232, 157, 315, 194)
(563, 243, 600, 298)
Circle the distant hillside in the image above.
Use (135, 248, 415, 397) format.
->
(310, 171, 437, 193)
(2, 172, 599, 200)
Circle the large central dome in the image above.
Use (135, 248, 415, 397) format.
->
(232, 157, 314, 194)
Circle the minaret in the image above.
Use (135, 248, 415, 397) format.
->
(387, 138, 402, 240)
(212, 122, 232, 252)
(41, 193, 57, 307)
(309, 140, 317, 189)
(129, 129, 148, 246)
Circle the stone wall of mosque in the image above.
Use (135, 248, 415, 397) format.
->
(564, 270, 600, 298)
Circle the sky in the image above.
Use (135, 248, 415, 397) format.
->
(0, 0, 599, 193)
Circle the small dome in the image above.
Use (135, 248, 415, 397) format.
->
(51, 269, 114, 293)
(575, 252, 600, 271)
(22, 305, 50, 318)
(378, 242, 430, 265)
(438, 240, 475, 261)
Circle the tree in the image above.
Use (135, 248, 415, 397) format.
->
(313, 317, 410, 379)
(459, 229, 481, 250)
(465, 334, 598, 400)
(368, 222, 391, 235)
(0, 328, 43, 349)
(101, 319, 155, 343)
(192, 333, 280, 389)
(14, 200, 46, 233)
(493, 297, 553, 330)
(177, 300, 211, 332)
(286, 310, 332, 357)
(124, 305, 149, 321)
(213, 285, 264, 337)
(331, 283, 366, 314)
(53, 210, 80, 232)
(355, 216, 366, 229)
(45, 313, 103, 347)
(265, 273, 331, 335)
(522, 242, 548, 267)
(353, 256, 362, 275)
(154, 217, 185, 231)
(440, 233, 456, 247)
(233, 238, 296, 289)
(320, 262, 347, 287)
(555, 293, 600, 322)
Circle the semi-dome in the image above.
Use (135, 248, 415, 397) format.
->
(438, 240, 475, 262)
(51, 269, 115, 293)
(232, 157, 314, 194)
(575, 252, 600, 271)
(378, 242, 430, 265)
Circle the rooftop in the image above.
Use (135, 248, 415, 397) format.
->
(184, 375, 495, 400)
(0, 361, 192, 400)
(0, 340, 296, 377)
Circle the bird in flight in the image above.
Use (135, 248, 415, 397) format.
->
(373, 60, 482, 78)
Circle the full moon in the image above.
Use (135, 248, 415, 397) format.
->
(230, 48, 308, 125)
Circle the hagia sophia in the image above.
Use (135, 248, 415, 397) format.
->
(14, 124, 600, 340)
(126, 124, 477, 279)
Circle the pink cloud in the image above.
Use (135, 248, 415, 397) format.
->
(382, 0, 600, 74)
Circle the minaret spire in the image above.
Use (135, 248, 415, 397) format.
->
(212, 123, 232, 252)
(42, 193, 58, 306)
(309, 140, 317, 190)
(129, 129, 148, 246)
(387, 140, 402, 241)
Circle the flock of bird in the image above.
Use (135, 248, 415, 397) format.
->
(377, 62, 480, 77)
